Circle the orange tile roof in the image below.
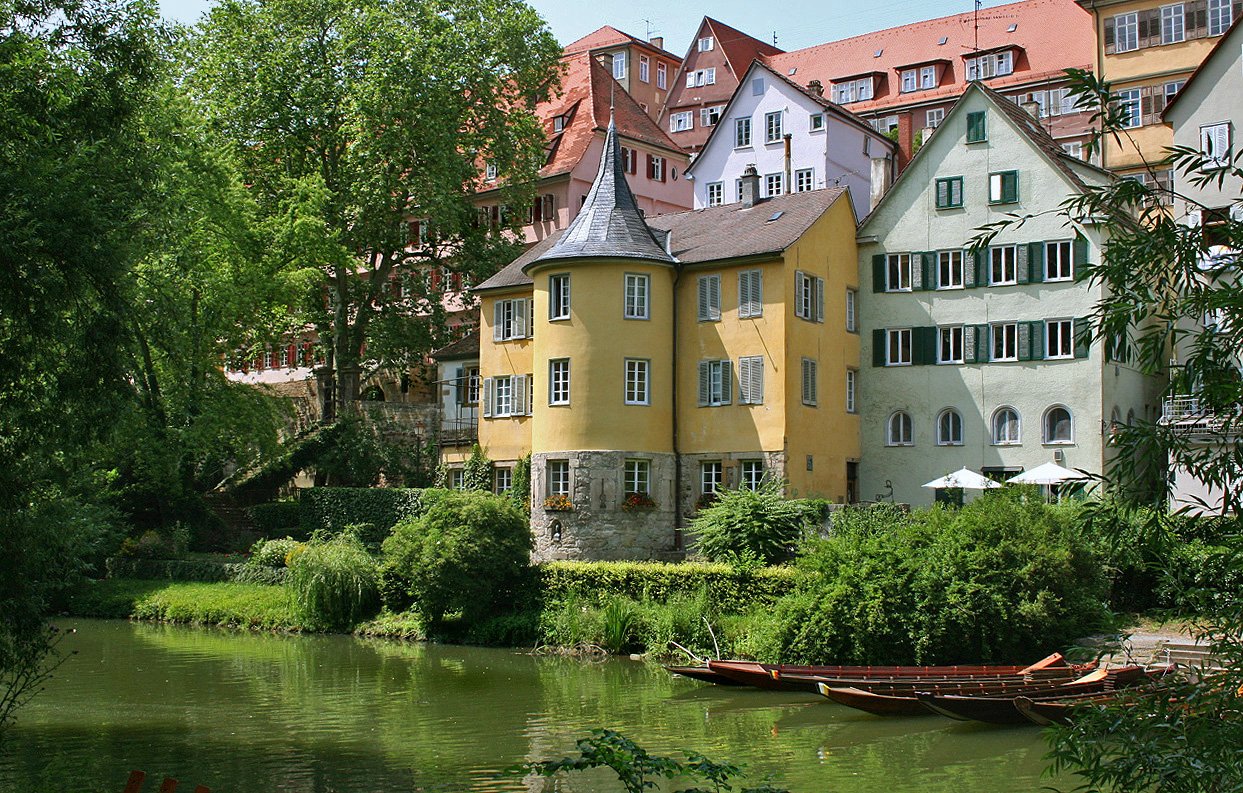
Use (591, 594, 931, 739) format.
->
(561, 25, 681, 60)
(765, 0, 1093, 114)
(535, 53, 683, 181)
(707, 16, 784, 76)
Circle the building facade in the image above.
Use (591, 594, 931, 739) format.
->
(856, 83, 1164, 506)
(685, 60, 896, 220)
(560, 25, 684, 121)
(472, 117, 863, 560)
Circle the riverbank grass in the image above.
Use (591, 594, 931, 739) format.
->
(68, 579, 304, 630)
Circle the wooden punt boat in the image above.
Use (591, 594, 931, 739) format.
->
(815, 673, 1113, 717)
(1013, 694, 1118, 726)
(917, 667, 1152, 725)
(664, 665, 746, 686)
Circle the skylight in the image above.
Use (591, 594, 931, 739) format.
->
(873, 48, 884, 57)
(1007, 23, 1018, 32)
(788, 67, 797, 75)
(938, 36, 948, 45)
(767, 211, 784, 222)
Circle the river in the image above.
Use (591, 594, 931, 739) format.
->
(0, 620, 1062, 792)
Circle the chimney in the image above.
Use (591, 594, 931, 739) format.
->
(807, 79, 824, 97)
(650, 36, 663, 49)
(739, 164, 761, 208)
(1021, 100, 1041, 119)
(896, 111, 915, 170)
(870, 156, 891, 211)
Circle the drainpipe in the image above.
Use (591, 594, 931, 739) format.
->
(672, 264, 683, 552)
(783, 133, 792, 192)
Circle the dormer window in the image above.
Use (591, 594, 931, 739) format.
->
(965, 49, 1014, 81)
(612, 51, 626, 80)
(552, 115, 566, 133)
(920, 65, 937, 89)
(901, 69, 917, 92)
(832, 76, 874, 104)
(485, 163, 498, 181)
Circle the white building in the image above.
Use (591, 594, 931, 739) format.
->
(685, 60, 895, 220)
(856, 82, 1164, 506)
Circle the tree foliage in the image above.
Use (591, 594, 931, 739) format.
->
(689, 482, 811, 565)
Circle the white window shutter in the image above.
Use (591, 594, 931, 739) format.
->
(697, 361, 710, 406)
(482, 377, 494, 417)
(493, 303, 504, 341)
(814, 277, 825, 322)
(720, 360, 733, 404)
(686, 72, 695, 88)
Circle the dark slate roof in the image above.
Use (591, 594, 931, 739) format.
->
(430, 328, 479, 361)
(525, 114, 676, 269)
(477, 188, 848, 291)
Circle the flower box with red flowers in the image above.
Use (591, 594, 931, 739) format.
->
(621, 492, 657, 512)
(543, 494, 574, 512)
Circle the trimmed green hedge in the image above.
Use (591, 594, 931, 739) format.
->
(539, 561, 803, 614)
(298, 487, 432, 546)
(250, 501, 304, 539)
(105, 557, 285, 585)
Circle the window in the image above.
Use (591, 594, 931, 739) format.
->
(809, 112, 825, 130)
(485, 163, 498, 181)
(492, 298, 530, 341)
(456, 365, 480, 405)
(988, 170, 1019, 204)
(552, 115, 566, 133)
(624, 273, 649, 319)
(1115, 89, 1141, 129)
(701, 106, 724, 126)
(547, 460, 570, 496)
(794, 168, 815, 193)
(937, 409, 963, 445)
(701, 462, 723, 495)
(1113, 12, 1139, 52)
(698, 36, 714, 51)
(845, 289, 857, 332)
(1200, 122, 1231, 168)
(1045, 240, 1073, 281)
(706, 182, 723, 207)
(739, 355, 764, 404)
(938, 325, 964, 364)
(622, 147, 636, 173)
(991, 323, 1018, 361)
(623, 459, 650, 495)
(650, 156, 665, 181)
(901, 69, 917, 92)
(612, 51, 626, 79)
(992, 407, 1021, 445)
(697, 274, 721, 321)
(739, 460, 764, 490)
(639, 55, 650, 83)
(624, 358, 649, 405)
(1043, 406, 1073, 444)
(669, 112, 693, 132)
(549, 274, 570, 320)
(1164, 80, 1184, 106)
(688, 68, 717, 86)
(765, 111, 783, 143)
(938, 250, 964, 288)
(548, 358, 570, 405)
(926, 107, 944, 128)
(886, 253, 912, 291)
(494, 467, 512, 494)
(279, 346, 290, 367)
(449, 468, 465, 490)
(738, 270, 763, 318)
(1062, 141, 1083, 160)
(765, 172, 784, 197)
(657, 62, 667, 89)
(920, 65, 937, 89)
(801, 358, 818, 405)
(1046, 319, 1074, 359)
(795, 271, 824, 322)
(935, 177, 963, 208)
(1210, 0, 1234, 35)
(845, 369, 857, 413)
(887, 411, 913, 446)
(966, 51, 1014, 80)
(832, 77, 873, 103)
(990, 245, 1017, 285)
(735, 117, 752, 147)
(887, 328, 912, 365)
(966, 110, 987, 143)
(487, 374, 522, 416)
(1161, 3, 1185, 43)
(698, 359, 732, 406)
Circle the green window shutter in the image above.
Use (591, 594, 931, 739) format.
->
(936, 179, 949, 208)
(872, 329, 887, 367)
(1016, 244, 1030, 284)
(1027, 242, 1045, 283)
(969, 250, 984, 288)
(913, 326, 937, 365)
(1018, 322, 1032, 361)
(951, 177, 963, 207)
(964, 250, 977, 287)
(872, 254, 886, 292)
(976, 324, 991, 362)
(921, 252, 936, 291)
(1072, 234, 1089, 279)
(967, 111, 986, 143)
(1074, 317, 1092, 359)
(1030, 321, 1046, 360)
(1002, 171, 1018, 203)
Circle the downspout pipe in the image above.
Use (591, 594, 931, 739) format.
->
(672, 261, 683, 553)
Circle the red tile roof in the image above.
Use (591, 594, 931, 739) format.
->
(765, 0, 1093, 114)
(562, 25, 680, 60)
(708, 16, 784, 76)
(534, 53, 683, 181)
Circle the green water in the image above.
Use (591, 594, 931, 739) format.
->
(0, 620, 1063, 792)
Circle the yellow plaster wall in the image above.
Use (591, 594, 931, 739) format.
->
(1104, 121, 1174, 170)
(530, 260, 677, 453)
(676, 257, 788, 456)
(1095, 0, 1221, 84)
(781, 198, 861, 502)
(477, 288, 534, 462)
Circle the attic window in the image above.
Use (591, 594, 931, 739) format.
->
(553, 115, 566, 133)
(873, 48, 884, 57)
(767, 211, 784, 222)
(788, 67, 797, 76)
(938, 36, 948, 45)
(1007, 23, 1018, 32)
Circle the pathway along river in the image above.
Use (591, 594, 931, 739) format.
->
(0, 620, 1062, 792)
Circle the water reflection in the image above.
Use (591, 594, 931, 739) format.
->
(0, 620, 1058, 792)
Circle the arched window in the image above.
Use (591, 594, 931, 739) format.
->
(1043, 406, 1073, 444)
(1126, 408, 1136, 425)
(991, 407, 1021, 445)
(936, 408, 963, 445)
(887, 411, 913, 446)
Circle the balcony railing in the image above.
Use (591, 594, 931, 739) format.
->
(440, 416, 478, 446)
(1161, 394, 1241, 433)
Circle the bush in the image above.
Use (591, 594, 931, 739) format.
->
(539, 561, 800, 614)
(249, 501, 303, 539)
(106, 557, 231, 582)
(688, 482, 812, 564)
(298, 487, 434, 547)
(461, 444, 493, 492)
(246, 537, 302, 568)
(750, 492, 1108, 665)
(379, 490, 531, 626)
(286, 530, 381, 630)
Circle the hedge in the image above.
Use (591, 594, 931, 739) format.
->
(105, 557, 286, 585)
(297, 487, 430, 546)
(250, 501, 304, 539)
(538, 561, 803, 614)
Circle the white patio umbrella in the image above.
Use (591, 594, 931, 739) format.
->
(1006, 462, 1091, 485)
(921, 467, 1002, 490)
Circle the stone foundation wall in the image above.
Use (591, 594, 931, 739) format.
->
(675, 451, 787, 518)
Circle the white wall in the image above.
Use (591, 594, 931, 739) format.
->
(689, 68, 886, 220)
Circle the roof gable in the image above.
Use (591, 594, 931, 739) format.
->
(1163, 16, 1243, 122)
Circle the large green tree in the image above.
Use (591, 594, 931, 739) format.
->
(183, 0, 562, 408)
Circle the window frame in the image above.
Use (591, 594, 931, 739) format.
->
(494, 467, 513, 494)
(991, 322, 1018, 361)
(845, 289, 858, 332)
(938, 250, 964, 289)
(794, 168, 815, 193)
(701, 461, 723, 495)
(845, 369, 857, 413)
(548, 358, 570, 406)
(801, 357, 818, 406)
(656, 62, 667, 89)
(624, 358, 650, 405)
(1160, 3, 1185, 44)
(612, 51, 626, 79)
(1209, 0, 1234, 34)
(966, 110, 987, 143)
(701, 359, 731, 407)
(1046, 318, 1074, 359)
(1042, 405, 1074, 445)
(935, 176, 963, 209)
(1115, 88, 1142, 129)
(938, 325, 965, 364)
(765, 172, 784, 197)
(886, 253, 912, 291)
(937, 408, 964, 446)
(739, 460, 764, 490)
(1114, 12, 1139, 52)
(764, 111, 783, 143)
(809, 112, 825, 131)
(988, 170, 1019, 204)
(706, 182, 724, 207)
(547, 460, 570, 496)
(734, 117, 752, 148)
(901, 69, 917, 93)
(624, 273, 650, 320)
(920, 65, 937, 89)
(548, 273, 571, 320)
(990, 245, 1017, 285)
(698, 36, 714, 51)
(926, 107, 945, 128)
(991, 406, 1022, 446)
(669, 111, 694, 133)
(623, 459, 651, 496)
(886, 411, 914, 446)
(639, 54, 650, 83)
(1045, 240, 1073, 281)
(887, 328, 913, 366)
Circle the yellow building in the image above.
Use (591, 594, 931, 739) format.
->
(1077, 0, 1238, 181)
(472, 116, 862, 561)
